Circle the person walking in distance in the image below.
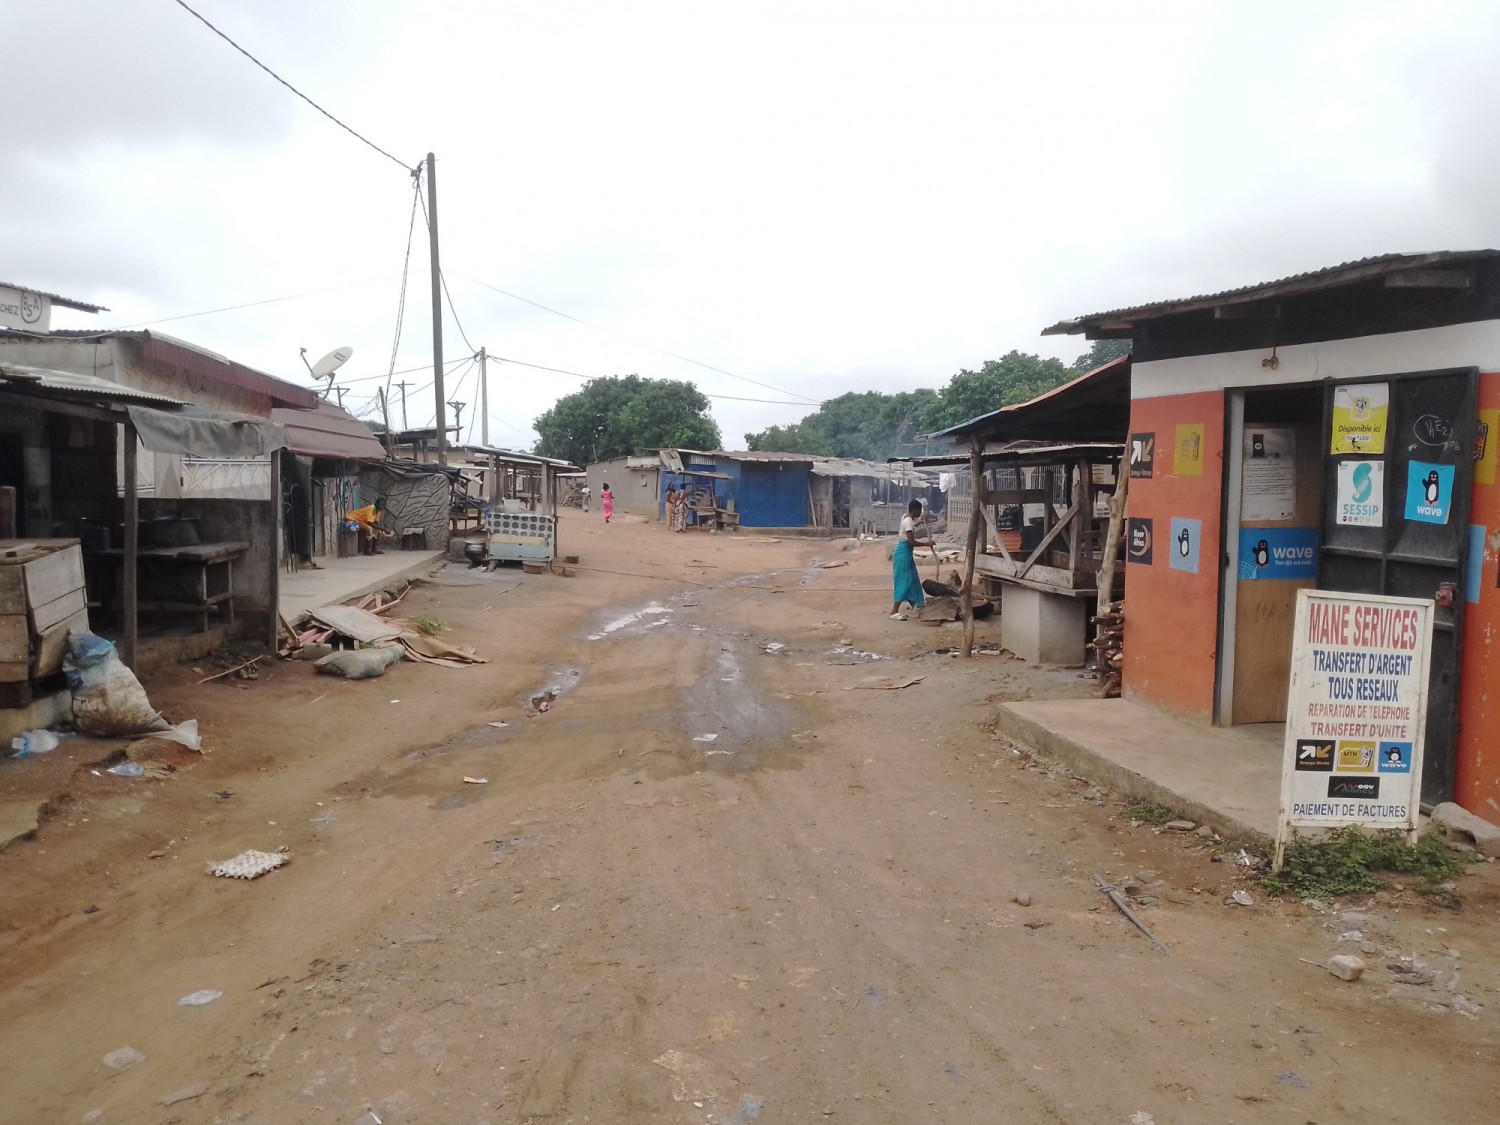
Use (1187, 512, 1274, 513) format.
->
(580, 483, 591, 513)
(601, 482, 614, 524)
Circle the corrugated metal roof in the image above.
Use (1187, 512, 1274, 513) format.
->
(710, 450, 816, 463)
(933, 355, 1130, 442)
(811, 457, 937, 482)
(3, 329, 317, 408)
(901, 441, 1123, 468)
(0, 282, 107, 313)
(1041, 250, 1500, 336)
(271, 400, 385, 460)
(0, 363, 183, 405)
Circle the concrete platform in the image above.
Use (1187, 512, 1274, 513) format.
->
(279, 550, 445, 621)
(996, 697, 1283, 843)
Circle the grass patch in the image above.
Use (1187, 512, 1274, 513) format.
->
(1122, 800, 1180, 826)
(1263, 825, 1465, 899)
(410, 615, 444, 636)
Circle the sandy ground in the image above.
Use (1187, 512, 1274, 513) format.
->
(1, 509, 1498, 1124)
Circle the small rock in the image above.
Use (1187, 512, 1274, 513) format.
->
(1194, 824, 1216, 839)
(1300, 898, 1329, 912)
(1452, 995, 1483, 1018)
(1339, 910, 1381, 927)
(1163, 820, 1197, 832)
(1326, 955, 1366, 981)
(1430, 802, 1500, 856)
(1013, 893, 1032, 907)
(1230, 889, 1254, 906)
(1359, 942, 1379, 955)
(1337, 929, 1365, 943)
(1445, 948, 1462, 960)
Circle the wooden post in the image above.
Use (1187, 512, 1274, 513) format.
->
(267, 451, 281, 649)
(121, 423, 139, 671)
(960, 440, 984, 657)
(1096, 461, 1129, 615)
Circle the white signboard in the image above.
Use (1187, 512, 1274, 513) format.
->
(1276, 590, 1433, 866)
(0, 284, 51, 332)
(1335, 460, 1384, 526)
(1241, 427, 1297, 521)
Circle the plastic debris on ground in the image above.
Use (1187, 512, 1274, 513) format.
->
(463, 776, 488, 784)
(205, 850, 289, 880)
(103, 1046, 145, 1071)
(142, 719, 201, 752)
(9, 729, 60, 756)
(693, 733, 720, 743)
(1230, 889, 1254, 906)
(106, 762, 146, 778)
(178, 990, 223, 1006)
(158, 1083, 208, 1106)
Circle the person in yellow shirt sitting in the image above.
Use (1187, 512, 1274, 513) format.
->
(346, 500, 394, 555)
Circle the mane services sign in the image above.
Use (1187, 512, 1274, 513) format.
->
(1275, 590, 1433, 868)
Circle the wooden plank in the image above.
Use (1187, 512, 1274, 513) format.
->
(0, 662, 31, 686)
(122, 425, 138, 671)
(0, 567, 23, 615)
(21, 543, 85, 608)
(30, 586, 87, 635)
(306, 604, 403, 643)
(33, 608, 89, 678)
(1017, 499, 1080, 578)
(0, 615, 27, 664)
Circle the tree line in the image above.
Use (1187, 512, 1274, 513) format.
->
(532, 340, 1127, 467)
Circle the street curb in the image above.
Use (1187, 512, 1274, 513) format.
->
(994, 702, 1271, 845)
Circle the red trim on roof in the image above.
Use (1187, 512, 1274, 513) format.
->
(140, 335, 316, 408)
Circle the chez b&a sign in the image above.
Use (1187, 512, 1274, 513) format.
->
(1275, 590, 1433, 868)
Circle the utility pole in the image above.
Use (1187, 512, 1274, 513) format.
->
(395, 380, 411, 429)
(426, 152, 448, 465)
(378, 388, 393, 457)
(478, 346, 489, 447)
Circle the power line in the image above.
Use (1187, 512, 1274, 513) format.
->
(111, 275, 395, 330)
(490, 354, 822, 406)
(416, 187, 476, 354)
(461, 273, 822, 404)
(171, 0, 411, 172)
(385, 176, 424, 399)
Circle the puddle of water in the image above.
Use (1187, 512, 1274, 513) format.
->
(491, 834, 541, 854)
(588, 603, 671, 640)
(529, 666, 584, 710)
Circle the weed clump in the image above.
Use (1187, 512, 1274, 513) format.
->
(1122, 801, 1180, 826)
(1263, 825, 1464, 898)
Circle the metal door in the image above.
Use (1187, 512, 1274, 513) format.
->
(1319, 368, 1477, 804)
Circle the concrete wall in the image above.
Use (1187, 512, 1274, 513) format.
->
(138, 497, 278, 636)
(585, 459, 660, 518)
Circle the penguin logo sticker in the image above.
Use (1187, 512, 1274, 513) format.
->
(1238, 528, 1319, 579)
(1169, 517, 1201, 574)
(1405, 460, 1454, 525)
(1254, 539, 1269, 567)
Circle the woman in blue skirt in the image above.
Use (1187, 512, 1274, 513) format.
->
(890, 499, 934, 619)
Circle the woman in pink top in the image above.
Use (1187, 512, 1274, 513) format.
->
(601, 483, 614, 523)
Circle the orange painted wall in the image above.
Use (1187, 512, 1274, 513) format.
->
(1457, 371, 1500, 815)
(1121, 391, 1225, 720)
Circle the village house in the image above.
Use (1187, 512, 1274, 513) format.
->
(1043, 251, 1500, 817)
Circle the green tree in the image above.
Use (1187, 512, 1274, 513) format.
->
(919, 350, 1076, 433)
(533, 375, 721, 466)
(1070, 338, 1130, 373)
(745, 389, 942, 460)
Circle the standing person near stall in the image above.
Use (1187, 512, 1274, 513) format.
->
(664, 485, 678, 529)
(889, 499, 933, 619)
(601, 482, 614, 524)
(671, 485, 689, 532)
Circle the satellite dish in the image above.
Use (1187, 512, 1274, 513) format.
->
(310, 346, 353, 379)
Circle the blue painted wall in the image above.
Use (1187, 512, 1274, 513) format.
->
(734, 461, 810, 527)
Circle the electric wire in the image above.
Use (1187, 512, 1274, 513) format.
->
(462, 273, 821, 403)
(170, 0, 411, 172)
(490, 355, 821, 406)
(385, 176, 424, 399)
(416, 188, 477, 354)
(110, 275, 395, 330)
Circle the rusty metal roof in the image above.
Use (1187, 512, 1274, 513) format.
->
(271, 400, 385, 460)
(0, 282, 107, 313)
(1042, 250, 1500, 336)
(6, 329, 317, 408)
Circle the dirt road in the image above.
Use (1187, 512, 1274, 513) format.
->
(1, 511, 1497, 1123)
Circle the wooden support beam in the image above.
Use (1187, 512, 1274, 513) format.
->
(1017, 499, 1081, 578)
(960, 441, 984, 657)
(122, 422, 139, 672)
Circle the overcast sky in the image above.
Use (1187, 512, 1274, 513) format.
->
(8, 0, 1499, 449)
